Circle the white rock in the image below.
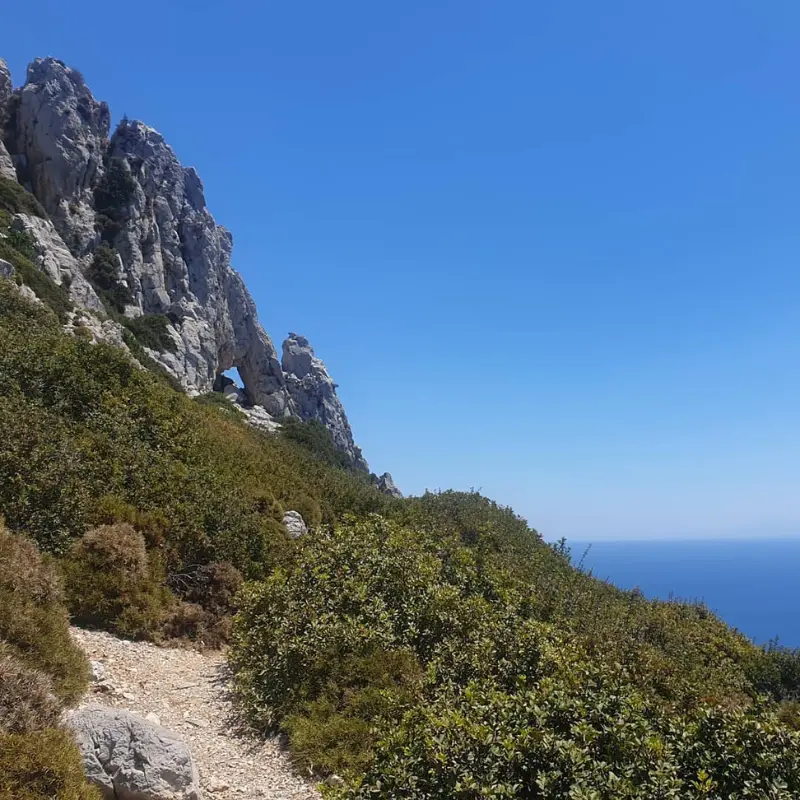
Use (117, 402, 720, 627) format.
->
(90, 660, 106, 682)
(282, 333, 368, 470)
(66, 706, 202, 800)
(283, 510, 308, 539)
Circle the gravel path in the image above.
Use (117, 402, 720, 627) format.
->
(71, 627, 320, 800)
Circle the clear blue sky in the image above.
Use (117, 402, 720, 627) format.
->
(5, 1, 800, 540)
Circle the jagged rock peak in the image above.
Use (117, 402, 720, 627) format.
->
(0, 55, 370, 465)
(0, 58, 11, 105)
(0, 59, 15, 179)
(376, 472, 403, 499)
(14, 57, 110, 253)
(282, 333, 368, 471)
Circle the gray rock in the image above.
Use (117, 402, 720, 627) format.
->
(66, 706, 202, 800)
(0, 60, 15, 180)
(282, 333, 368, 471)
(376, 472, 403, 499)
(0, 258, 14, 278)
(0, 58, 12, 110)
(1, 55, 368, 468)
(11, 213, 104, 311)
(13, 58, 110, 254)
(283, 510, 308, 539)
(89, 660, 106, 682)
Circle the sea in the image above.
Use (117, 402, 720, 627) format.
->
(568, 538, 800, 649)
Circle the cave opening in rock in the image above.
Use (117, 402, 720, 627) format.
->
(212, 367, 252, 406)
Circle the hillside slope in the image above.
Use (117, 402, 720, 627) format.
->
(1, 272, 800, 796)
(2, 54, 800, 799)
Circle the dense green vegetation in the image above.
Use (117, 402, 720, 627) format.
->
(0, 523, 98, 799)
(0, 206, 73, 322)
(0, 175, 47, 218)
(2, 274, 800, 797)
(86, 241, 133, 312)
(0, 274, 388, 585)
(93, 154, 136, 243)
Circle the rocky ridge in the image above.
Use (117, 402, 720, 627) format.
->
(0, 56, 368, 470)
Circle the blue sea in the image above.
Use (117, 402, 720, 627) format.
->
(569, 539, 800, 648)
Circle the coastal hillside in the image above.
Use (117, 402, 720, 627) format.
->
(1, 55, 800, 799)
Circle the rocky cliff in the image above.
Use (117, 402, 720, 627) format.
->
(0, 56, 368, 471)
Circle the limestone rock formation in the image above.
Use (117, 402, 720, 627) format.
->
(0, 55, 371, 467)
(13, 58, 110, 254)
(66, 706, 202, 800)
(0, 60, 16, 180)
(12, 213, 103, 312)
(376, 472, 403, 499)
(283, 510, 308, 539)
(282, 333, 368, 470)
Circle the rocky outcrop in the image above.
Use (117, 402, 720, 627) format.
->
(12, 213, 103, 312)
(0, 60, 16, 180)
(282, 333, 368, 470)
(0, 56, 369, 465)
(13, 58, 110, 254)
(376, 472, 403, 499)
(98, 118, 291, 413)
(283, 510, 308, 539)
(66, 706, 202, 800)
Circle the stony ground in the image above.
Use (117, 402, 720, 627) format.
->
(71, 627, 321, 800)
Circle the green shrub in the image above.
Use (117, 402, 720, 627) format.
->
(345, 677, 800, 799)
(0, 220, 73, 323)
(0, 728, 101, 800)
(93, 156, 135, 243)
(0, 647, 61, 734)
(87, 242, 132, 312)
(0, 524, 88, 704)
(0, 176, 47, 217)
(284, 648, 423, 776)
(195, 391, 246, 420)
(122, 313, 177, 353)
(280, 418, 357, 471)
(63, 524, 174, 640)
(162, 561, 244, 648)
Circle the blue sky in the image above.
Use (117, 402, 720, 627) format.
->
(5, 0, 800, 540)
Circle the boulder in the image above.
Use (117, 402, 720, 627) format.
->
(65, 706, 202, 800)
(0, 258, 14, 279)
(283, 510, 308, 539)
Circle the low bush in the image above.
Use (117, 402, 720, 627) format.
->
(0, 523, 88, 704)
(122, 313, 177, 353)
(0, 176, 47, 217)
(87, 242, 132, 312)
(63, 524, 174, 640)
(0, 647, 61, 734)
(163, 561, 243, 647)
(0, 231, 73, 323)
(0, 728, 101, 800)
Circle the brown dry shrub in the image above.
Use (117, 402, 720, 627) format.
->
(0, 728, 101, 799)
(0, 646, 61, 734)
(0, 524, 88, 704)
(63, 523, 174, 640)
(164, 602, 233, 650)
